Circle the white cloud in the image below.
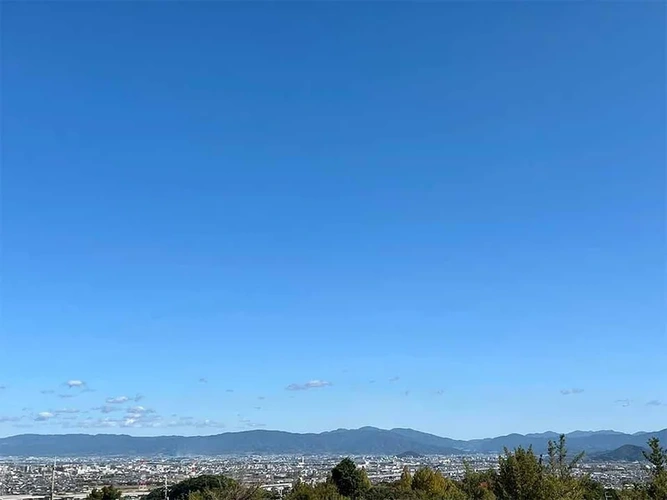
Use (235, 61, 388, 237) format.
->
(66, 380, 86, 389)
(286, 380, 332, 391)
(106, 396, 130, 404)
(35, 412, 54, 421)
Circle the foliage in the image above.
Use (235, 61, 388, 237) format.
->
(461, 463, 496, 500)
(145, 475, 239, 500)
(331, 458, 372, 499)
(495, 446, 545, 500)
(188, 487, 267, 500)
(398, 466, 413, 491)
(284, 481, 347, 500)
(644, 438, 666, 476)
(546, 434, 585, 480)
(87, 486, 122, 500)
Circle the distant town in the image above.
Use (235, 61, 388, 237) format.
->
(0, 453, 652, 500)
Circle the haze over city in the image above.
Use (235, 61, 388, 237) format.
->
(2, 1, 665, 442)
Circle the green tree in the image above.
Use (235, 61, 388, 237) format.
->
(577, 476, 606, 500)
(461, 462, 497, 500)
(283, 482, 318, 500)
(87, 486, 122, 500)
(145, 476, 239, 500)
(331, 458, 371, 499)
(412, 467, 447, 495)
(617, 485, 650, 500)
(187, 486, 267, 500)
(398, 466, 413, 491)
(643, 438, 667, 500)
(644, 438, 666, 476)
(543, 434, 588, 500)
(411, 467, 465, 499)
(546, 434, 585, 480)
(313, 482, 348, 500)
(495, 446, 545, 500)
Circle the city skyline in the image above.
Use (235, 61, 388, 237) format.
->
(2, 3, 664, 439)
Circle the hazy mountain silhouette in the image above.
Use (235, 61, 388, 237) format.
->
(1, 427, 665, 457)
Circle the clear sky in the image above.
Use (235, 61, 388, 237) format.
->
(1, 2, 665, 440)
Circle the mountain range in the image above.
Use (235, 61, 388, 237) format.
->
(1, 427, 665, 457)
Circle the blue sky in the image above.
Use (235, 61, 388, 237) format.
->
(1, 3, 664, 440)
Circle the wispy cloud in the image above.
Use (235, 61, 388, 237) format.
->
(70, 408, 163, 430)
(193, 419, 226, 429)
(128, 406, 154, 414)
(58, 394, 75, 399)
(125, 407, 156, 419)
(286, 380, 332, 391)
(226, 389, 234, 393)
(199, 378, 207, 384)
(94, 405, 123, 414)
(560, 388, 584, 396)
(246, 421, 265, 428)
(0, 416, 21, 423)
(106, 396, 130, 404)
(54, 408, 80, 415)
(165, 416, 225, 429)
(646, 400, 663, 406)
(615, 399, 631, 407)
(433, 389, 444, 396)
(40, 390, 55, 395)
(66, 380, 86, 389)
(0, 385, 7, 391)
(403, 390, 410, 397)
(35, 412, 55, 421)
(389, 376, 400, 383)
(66, 417, 121, 429)
(239, 417, 265, 429)
(12, 423, 34, 429)
(258, 396, 266, 400)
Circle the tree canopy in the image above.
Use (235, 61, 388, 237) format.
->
(86, 486, 123, 500)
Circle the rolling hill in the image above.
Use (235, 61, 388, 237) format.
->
(590, 444, 648, 462)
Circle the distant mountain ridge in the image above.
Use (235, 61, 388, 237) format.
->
(1, 427, 665, 457)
